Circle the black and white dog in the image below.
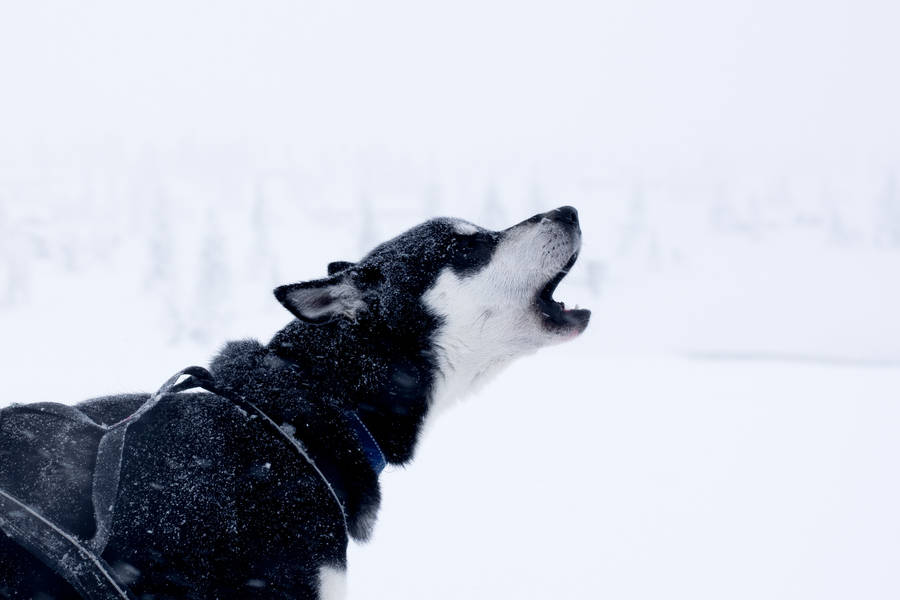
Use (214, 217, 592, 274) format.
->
(0, 206, 589, 599)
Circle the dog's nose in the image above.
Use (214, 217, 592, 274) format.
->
(550, 206, 579, 226)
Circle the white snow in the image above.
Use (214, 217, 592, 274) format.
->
(348, 349, 900, 599)
(2, 0, 900, 597)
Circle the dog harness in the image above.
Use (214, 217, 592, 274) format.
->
(0, 366, 384, 599)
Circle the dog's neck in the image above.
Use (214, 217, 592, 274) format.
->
(263, 308, 535, 465)
(420, 274, 543, 430)
(266, 316, 439, 465)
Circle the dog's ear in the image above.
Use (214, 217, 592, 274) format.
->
(327, 261, 355, 276)
(274, 275, 367, 324)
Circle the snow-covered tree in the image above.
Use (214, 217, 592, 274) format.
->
(358, 190, 377, 254)
(190, 213, 230, 343)
(480, 181, 506, 229)
(250, 177, 279, 285)
(423, 180, 441, 219)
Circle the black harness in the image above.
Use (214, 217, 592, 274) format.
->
(0, 366, 384, 599)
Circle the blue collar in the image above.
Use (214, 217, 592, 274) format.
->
(268, 352, 387, 476)
(347, 411, 386, 475)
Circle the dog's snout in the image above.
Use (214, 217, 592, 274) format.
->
(549, 206, 579, 228)
(510, 206, 581, 232)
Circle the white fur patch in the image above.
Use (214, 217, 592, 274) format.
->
(424, 268, 540, 419)
(318, 565, 347, 600)
(422, 217, 581, 422)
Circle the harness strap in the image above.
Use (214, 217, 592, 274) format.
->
(91, 366, 210, 555)
(92, 365, 351, 543)
(269, 354, 388, 476)
(146, 367, 351, 532)
(0, 367, 209, 599)
(0, 488, 135, 600)
(1, 364, 377, 597)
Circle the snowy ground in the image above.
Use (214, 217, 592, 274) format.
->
(4, 338, 900, 599)
(350, 349, 900, 600)
(1, 234, 898, 598)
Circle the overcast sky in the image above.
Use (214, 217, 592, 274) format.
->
(1, 0, 898, 178)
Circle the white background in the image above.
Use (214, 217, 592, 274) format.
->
(1, 1, 899, 598)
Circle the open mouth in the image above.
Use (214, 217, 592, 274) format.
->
(536, 252, 591, 334)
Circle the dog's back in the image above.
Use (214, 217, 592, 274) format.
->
(1, 386, 348, 599)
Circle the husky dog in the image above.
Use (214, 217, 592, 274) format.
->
(0, 206, 589, 599)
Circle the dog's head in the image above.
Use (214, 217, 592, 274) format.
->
(275, 206, 589, 401)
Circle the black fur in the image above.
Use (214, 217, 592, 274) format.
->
(0, 210, 585, 599)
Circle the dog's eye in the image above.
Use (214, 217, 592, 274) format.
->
(450, 232, 498, 274)
(459, 232, 495, 251)
(472, 232, 496, 247)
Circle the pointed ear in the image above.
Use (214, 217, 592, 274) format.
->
(327, 261, 355, 276)
(274, 275, 367, 324)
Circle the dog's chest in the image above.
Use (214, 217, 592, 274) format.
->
(421, 270, 541, 421)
